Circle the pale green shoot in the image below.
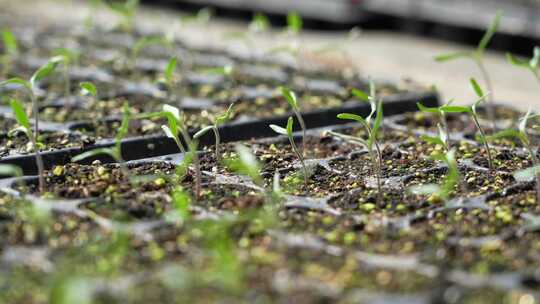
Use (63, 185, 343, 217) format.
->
(270, 116, 308, 187)
(194, 103, 234, 163)
(435, 10, 502, 127)
(409, 149, 460, 202)
(280, 86, 306, 156)
(507, 46, 540, 83)
(439, 78, 493, 170)
(417, 99, 455, 148)
(0, 56, 63, 192)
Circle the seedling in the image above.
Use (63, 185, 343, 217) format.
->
(270, 116, 308, 187)
(435, 10, 502, 128)
(193, 103, 235, 163)
(286, 12, 303, 35)
(53, 48, 80, 99)
(489, 109, 540, 202)
(328, 82, 384, 204)
(106, 0, 139, 32)
(158, 56, 178, 100)
(417, 99, 455, 148)
(420, 123, 450, 153)
(280, 86, 306, 156)
(1, 28, 18, 76)
(72, 102, 131, 174)
(409, 149, 460, 202)
(0, 56, 63, 192)
(439, 79, 493, 170)
(138, 105, 203, 200)
(224, 144, 263, 188)
(507, 46, 540, 83)
(79, 81, 97, 103)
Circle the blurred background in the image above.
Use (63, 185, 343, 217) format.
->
(147, 0, 540, 55)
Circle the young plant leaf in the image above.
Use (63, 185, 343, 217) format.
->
(2, 29, 18, 55)
(0, 77, 31, 91)
(79, 82, 97, 97)
(9, 98, 31, 132)
(72, 147, 116, 163)
(286, 116, 294, 138)
(215, 103, 234, 126)
(420, 135, 445, 147)
(30, 56, 63, 88)
(165, 57, 177, 84)
(193, 125, 214, 139)
(506, 52, 528, 67)
(249, 13, 270, 33)
(269, 124, 287, 136)
(416, 102, 440, 114)
(279, 86, 298, 110)
(351, 88, 369, 102)
(337, 113, 368, 127)
(287, 12, 302, 34)
(477, 10, 502, 55)
(470, 78, 485, 97)
(439, 105, 471, 113)
(434, 52, 470, 62)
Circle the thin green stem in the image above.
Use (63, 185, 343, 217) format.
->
(472, 113, 493, 170)
(212, 125, 220, 163)
(30, 92, 45, 192)
(289, 135, 307, 188)
(293, 110, 306, 157)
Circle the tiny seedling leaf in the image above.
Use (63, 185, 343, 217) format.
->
(72, 147, 116, 163)
(280, 86, 298, 109)
(434, 52, 470, 62)
(470, 78, 485, 97)
(165, 57, 177, 84)
(287, 12, 302, 34)
(286, 116, 294, 137)
(0, 78, 31, 91)
(416, 102, 440, 114)
(420, 135, 445, 147)
(193, 125, 214, 139)
(519, 108, 532, 134)
(477, 10, 502, 55)
(216, 103, 234, 126)
(79, 82, 97, 97)
(30, 56, 63, 88)
(269, 124, 287, 136)
(337, 113, 368, 126)
(2, 29, 18, 55)
(9, 99, 31, 132)
(163, 104, 181, 121)
(439, 105, 471, 113)
(351, 88, 369, 102)
(506, 52, 528, 67)
(161, 125, 176, 140)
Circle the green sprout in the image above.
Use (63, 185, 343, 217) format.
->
(328, 81, 384, 204)
(439, 78, 493, 170)
(224, 144, 263, 188)
(158, 56, 178, 100)
(507, 46, 540, 83)
(249, 13, 270, 33)
(138, 104, 203, 200)
(435, 10, 502, 128)
(106, 0, 139, 32)
(0, 56, 63, 192)
(417, 99, 455, 148)
(270, 116, 308, 187)
(53, 48, 80, 99)
(193, 103, 235, 163)
(286, 12, 303, 35)
(79, 81, 97, 102)
(420, 123, 449, 153)
(1, 28, 18, 76)
(72, 102, 131, 172)
(409, 149, 460, 202)
(280, 86, 306, 156)
(489, 109, 540, 202)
